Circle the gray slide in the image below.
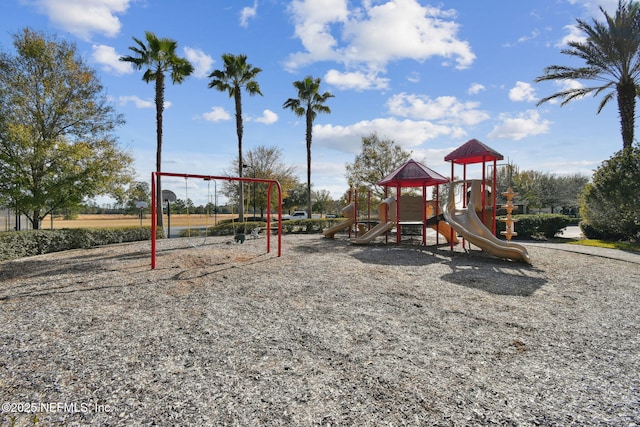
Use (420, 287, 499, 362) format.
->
(443, 180, 532, 264)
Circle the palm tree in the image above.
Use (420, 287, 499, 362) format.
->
(208, 54, 263, 222)
(535, 0, 640, 150)
(283, 76, 334, 218)
(120, 31, 194, 227)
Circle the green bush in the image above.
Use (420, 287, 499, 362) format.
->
(580, 147, 640, 242)
(178, 221, 266, 238)
(496, 214, 571, 239)
(281, 218, 342, 234)
(579, 221, 625, 240)
(181, 218, 345, 237)
(0, 227, 156, 261)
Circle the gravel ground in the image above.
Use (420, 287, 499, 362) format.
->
(1, 234, 639, 426)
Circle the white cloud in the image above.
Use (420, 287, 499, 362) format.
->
(324, 69, 389, 90)
(200, 106, 231, 122)
(251, 109, 279, 125)
(554, 1, 619, 47)
(27, 0, 131, 40)
(92, 44, 132, 75)
(305, 161, 348, 199)
(387, 93, 490, 126)
(542, 78, 586, 104)
(285, 0, 474, 72)
(488, 110, 551, 141)
(118, 95, 153, 109)
(313, 117, 467, 154)
(509, 81, 537, 102)
(468, 83, 485, 95)
(557, 23, 587, 47)
(503, 29, 544, 48)
(407, 71, 420, 83)
(555, 78, 584, 92)
(183, 47, 214, 79)
(285, 0, 348, 68)
(517, 29, 541, 43)
(240, 0, 258, 28)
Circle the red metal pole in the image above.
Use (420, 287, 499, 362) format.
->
(421, 185, 425, 246)
(449, 161, 454, 250)
(396, 184, 401, 245)
(436, 184, 440, 246)
(266, 180, 283, 257)
(493, 159, 498, 236)
(277, 180, 282, 257)
(481, 156, 487, 226)
(463, 165, 468, 250)
(384, 186, 389, 244)
(267, 182, 272, 254)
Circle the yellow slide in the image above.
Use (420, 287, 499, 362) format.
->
(351, 221, 395, 244)
(431, 221, 459, 244)
(444, 180, 531, 264)
(351, 197, 396, 244)
(323, 203, 356, 238)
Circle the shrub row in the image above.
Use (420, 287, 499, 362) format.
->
(579, 222, 635, 241)
(496, 214, 571, 239)
(0, 227, 157, 261)
(2, 215, 574, 262)
(179, 218, 345, 238)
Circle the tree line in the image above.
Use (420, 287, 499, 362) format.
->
(0, 29, 333, 230)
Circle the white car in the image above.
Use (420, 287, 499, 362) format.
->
(283, 211, 308, 220)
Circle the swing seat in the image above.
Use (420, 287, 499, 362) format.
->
(235, 233, 246, 244)
(250, 228, 260, 239)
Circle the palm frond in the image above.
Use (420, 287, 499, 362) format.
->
(597, 91, 616, 113)
(534, 0, 640, 149)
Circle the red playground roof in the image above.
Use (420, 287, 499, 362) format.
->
(378, 159, 449, 187)
(444, 138, 504, 164)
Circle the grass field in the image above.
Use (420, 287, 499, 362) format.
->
(42, 213, 239, 229)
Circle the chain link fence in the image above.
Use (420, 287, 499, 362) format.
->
(0, 208, 32, 231)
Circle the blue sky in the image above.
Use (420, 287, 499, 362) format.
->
(0, 0, 624, 205)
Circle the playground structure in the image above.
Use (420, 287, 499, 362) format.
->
(322, 202, 356, 238)
(443, 180, 531, 264)
(324, 139, 532, 264)
(501, 187, 520, 241)
(150, 171, 283, 269)
(375, 160, 451, 246)
(325, 160, 458, 246)
(351, 196, 396, 244)
(351, 195, 459, 245)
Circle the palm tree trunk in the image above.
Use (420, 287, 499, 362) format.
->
(306, 110, 313, 219)
(235, 90, 244, 222)
(155, 72, 165, 228)
(617, 82, 636, 150)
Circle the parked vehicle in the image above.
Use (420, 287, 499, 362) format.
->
(282, 211, 308, 220)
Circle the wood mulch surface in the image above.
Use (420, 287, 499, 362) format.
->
(1, 234, 639, 426)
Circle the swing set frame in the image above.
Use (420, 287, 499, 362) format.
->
(151, 171, 283, 269)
